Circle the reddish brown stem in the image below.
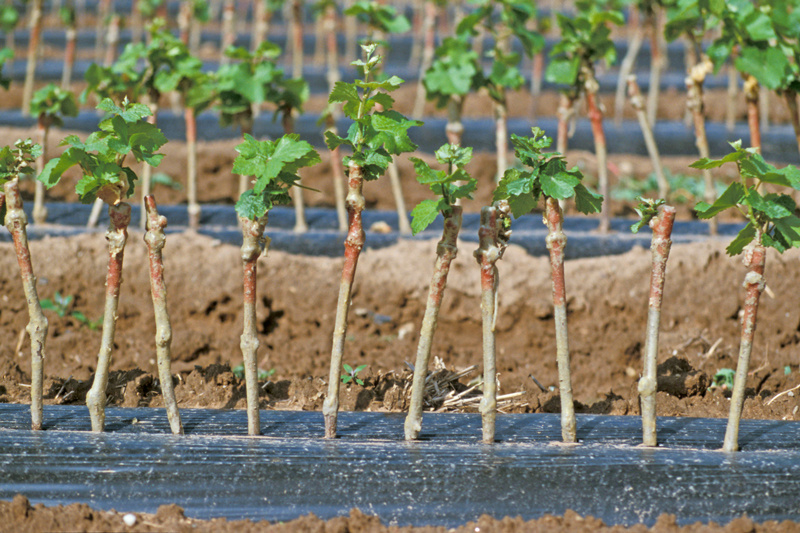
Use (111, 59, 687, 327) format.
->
(405, 206, 463, 440)
(323, 162, 366, 438)
(545, 197, 576, 442)
(556, 93, 576, 156)
(494, 91, 508, 181)
(627, 76, 669, 199)
(144, 196, 183, 435)
(584, 71, 610, 233)
(291, 0, 303, 79)
(21, 0, 43, 112)
(33, 119, 48, 224)
(4, 179, 48, 431)
(103, 14, 120, 67)
(783, 90, 800, 155)
(186, 108, 200, 229)
(61, 24, 77, 90)
(744, 75, 761, 153)
(446, 96, 465, 147)
(220, 0, 235, 65)
(723, 243, 766, 452)
(86, 202, 132, 432)
(178, 0, 191, 44)
(530, 51, 544, 118)
(686, 58, 717, 235)
(239, 212, 269, 435)
(411, 0, 437, 119)
(639, 205, 676, 447)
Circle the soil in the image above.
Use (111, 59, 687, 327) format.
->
(3, 495, 799, 533)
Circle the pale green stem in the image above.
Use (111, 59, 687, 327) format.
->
(723, 242, 766, 452)
(323, 162, 365, 438)
(86, 202, 132, 432)
(239, 213, 270, 436)
(144, 195, 183, 435)
(4, 179, 48, 430)
(639, 205, 675, 446)
(404, 206, 463, 440)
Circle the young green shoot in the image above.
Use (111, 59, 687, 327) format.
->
(632, 196, 675, 446)
(456, 0, 543, 180)
(341, 364, 367, 386)
(29, 84, 79, 224)
(545, 0, 623, 231)
(233, 133, 320, 435)
(494, 127, 603, 442)
(404, 143, 476, 440)
(0, 139, 47, 430)
(344, 1, 414, 235)
(691, 140, 800, 451)
(322, 44, 421, 438)
(421, 36, 483, 146)
(38, 98, 167, 432)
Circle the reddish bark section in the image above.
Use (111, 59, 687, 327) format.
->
(648, 206, 676, 309)
(106, 205, 131, 300)
(545, 198, 566, 307)
(745, 77, 761, 153)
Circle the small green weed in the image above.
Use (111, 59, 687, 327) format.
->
(40, 292, 103, 330)
(231, 364, 275, 381)
(341, 364, 367, 386)
(710, 368, 735, 390)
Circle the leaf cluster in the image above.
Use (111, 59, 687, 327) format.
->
(0, 139, 42, 184)
(455, 0, 544, 101)
(409, 144, 476, 235)
(0, 138, 42, 221)
(493, 127, 603, 218)
(545, 0, 624, 90)
(725, 2, 800, 92)
(38, 98, 168, 205)
(0, 4, 18, 32)
(630, 197, 666, 233)
(325, 45, 421, 182)
(344, 1, 410, 36)
(216, 42, 309, 129)
(0, 47, 12, 90)
(233, 133, 321, 220)
(692, 140, 800, 255)
(422, 36, 483, 107)
(29, 84, 79, 127)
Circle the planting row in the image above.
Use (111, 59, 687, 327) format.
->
(3, 42, 800, 453)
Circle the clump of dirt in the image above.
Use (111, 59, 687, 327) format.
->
(2, 495, 797, 533)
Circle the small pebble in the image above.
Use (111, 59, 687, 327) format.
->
(123, 513, 137, 526)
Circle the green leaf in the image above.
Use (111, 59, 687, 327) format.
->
(409, 157, 445, 185)
(726, 223, 756, 255)
(410, 198, 443, 235)
(694, 182, 745, 219)
(369, 110, 421, 154)
(573, 183, 603, 214)
(545, 57, 580, 86)
(735, 47, 790, 91)
(507, 193, 538, 218)
(235, 188, 269, 220)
